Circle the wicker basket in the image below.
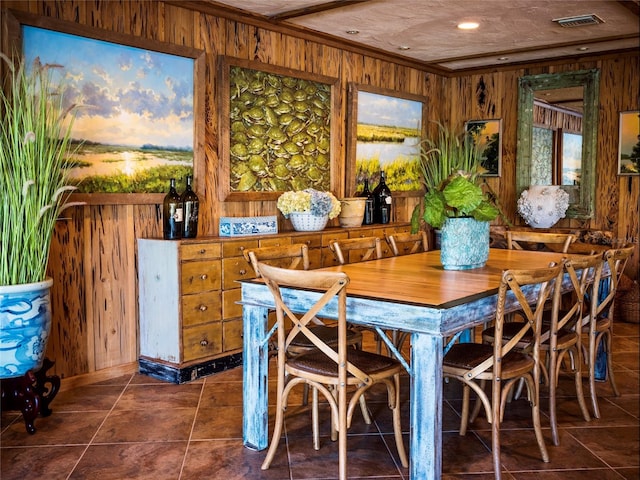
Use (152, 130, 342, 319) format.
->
(616, 278, 639, 324)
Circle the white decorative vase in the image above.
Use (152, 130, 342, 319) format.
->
(0, 278, 53, 378)
(289, 212, 329, 232)
(517, 185, 570, 229)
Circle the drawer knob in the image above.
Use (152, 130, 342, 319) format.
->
(239, 269, 247, 275)
(200, 339, 209, 346)
(200, 274, 208, 280)
(239, 246, 245, 251)
(200, 249, 206, 254)
(199, 304, 207, 311)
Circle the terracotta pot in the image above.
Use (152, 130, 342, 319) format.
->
(338, 197, 366, 228)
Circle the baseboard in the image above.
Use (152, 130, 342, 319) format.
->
(58, 362, 138, 392)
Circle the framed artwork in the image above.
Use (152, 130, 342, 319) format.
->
(346, 84, 425, 197)
(218, 56, 339, 201)
(8, 11, 205, 204)
(618, 111, 640, 175)
(465, 119, 502, 176)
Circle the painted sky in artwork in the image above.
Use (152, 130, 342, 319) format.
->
(22, 26, 194, 149)
(357, 91, 422, 130)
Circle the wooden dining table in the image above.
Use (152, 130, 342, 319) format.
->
(239, 248, 571, 479)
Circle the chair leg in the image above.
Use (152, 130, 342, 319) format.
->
(459, 384, 471, 436)
(358, 394, 372, 424)
(261, 384, 287, 470)
(588, 332, 601, 419)
(391, 375, 409, 468)
(604, 329, 620, 396)
(312, 385, 320, 450)
(571, 347, 591, 423)
(523, 375, 549, 463)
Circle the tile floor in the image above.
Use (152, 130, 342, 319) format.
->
(2, 323, 638, 480)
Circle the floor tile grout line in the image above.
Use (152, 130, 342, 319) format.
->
(177, 377, 207, 479)
(63, 373, 136, 480)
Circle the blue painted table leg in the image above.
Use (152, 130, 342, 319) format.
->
(243, 304, 269, 450)
(594, 341, 607, 381)
(410, 332, 443, 479)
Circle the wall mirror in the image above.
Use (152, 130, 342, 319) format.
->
(516, 69, 600, 219)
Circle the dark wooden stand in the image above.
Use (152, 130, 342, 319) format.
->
(1, 358, 60, 434)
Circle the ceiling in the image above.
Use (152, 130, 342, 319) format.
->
(200, 0, 639, 73)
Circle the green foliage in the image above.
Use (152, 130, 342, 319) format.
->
(0, 54, 82, 285)
(412, 122, 502, 231)
(74, 165, 192, 193)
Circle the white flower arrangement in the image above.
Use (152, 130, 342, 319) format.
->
(277, 189, 341, 219)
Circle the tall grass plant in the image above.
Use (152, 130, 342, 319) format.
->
(0, 54, 81, 285)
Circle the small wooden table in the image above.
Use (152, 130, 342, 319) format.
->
(240, 248, 569, 479)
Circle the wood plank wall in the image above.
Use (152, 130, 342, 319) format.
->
(2, 1, 637, 379)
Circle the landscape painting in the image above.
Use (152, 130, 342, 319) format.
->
(465, 119, 502, 176)
(351, 88, 423, 194)
(618, 111, 640, 175)
(22, 25, 195, 194)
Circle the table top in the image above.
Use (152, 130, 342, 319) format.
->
(316, 248, 568, 309)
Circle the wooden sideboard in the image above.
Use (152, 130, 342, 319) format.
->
(137, 223, 410, 383)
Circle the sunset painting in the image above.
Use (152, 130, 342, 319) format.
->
(22, 26, 194, 193)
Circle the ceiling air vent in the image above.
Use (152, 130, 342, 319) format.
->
(552, 14, 605, 27)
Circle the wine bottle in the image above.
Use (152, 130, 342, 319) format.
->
(358, 179, 375, 225)
(372, 171, 392, 224)
(163, 178, 183, 240)
(181, 175, 199, 239)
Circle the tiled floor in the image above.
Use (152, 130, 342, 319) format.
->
(2, 323, 638, 480)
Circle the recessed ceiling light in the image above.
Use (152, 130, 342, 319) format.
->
(398, 45, 411, 51)
(497, 56, 509, 61)
(346, 29, 359, 35)
(457, 22, 479, 30)
(577, 46, 589, 51)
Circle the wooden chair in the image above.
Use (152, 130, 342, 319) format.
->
(386, 230, 429, 256)
(244, 244, 363, 354)
(329, 237, 395, 353)
(581, 245, 635, 418)
(443, 263, 562, 480)
(482, 254, 602, 445)
(243, 244, 369, 445)
(329, 236, 382, 265)
(505, 230, 576, 253)
(256, 262, 408, 479)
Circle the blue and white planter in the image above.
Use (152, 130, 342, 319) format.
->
(440, 218, 489, 270)
(0, 278, 53, 378)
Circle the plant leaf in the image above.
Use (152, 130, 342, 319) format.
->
(442, 175, 483, 214)
(471, 201, 500, 221)
(423, 191, 447, 228)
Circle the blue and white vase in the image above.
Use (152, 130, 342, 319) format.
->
(440, 218, 489, 270)
(0, 278, 53, 378)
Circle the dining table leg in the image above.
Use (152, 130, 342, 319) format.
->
(410, 331, 444, 479)
(242, 304, 270, 451)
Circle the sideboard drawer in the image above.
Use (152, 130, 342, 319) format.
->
(222, 257, 255, 289)
(182, 291, 222, 328)
(181, 243, 221, 261)
(223, 318, 243, 351)
(181, 261, 222, 294)
(222, 239, 260, 258)
(222, 288, 242, 320)
(183, 322, 222, 361)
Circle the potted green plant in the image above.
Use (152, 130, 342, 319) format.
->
(0, 54, 81, 378)
(412, 122, 503, 270)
